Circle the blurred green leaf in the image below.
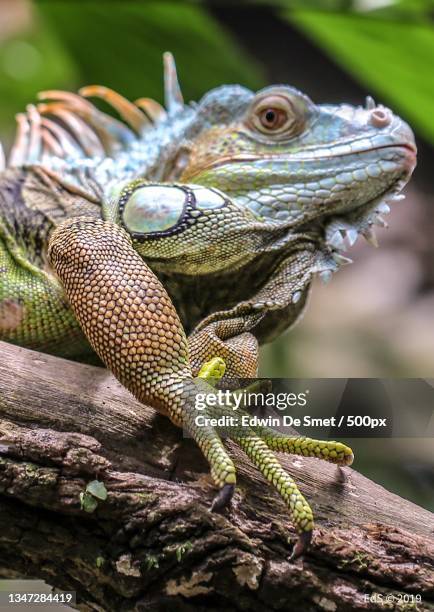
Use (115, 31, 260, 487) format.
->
(285, 10, 434, 143)
(36, 0, 264, 104)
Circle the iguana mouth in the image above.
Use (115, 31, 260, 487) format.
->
(185, 141, 417, 176)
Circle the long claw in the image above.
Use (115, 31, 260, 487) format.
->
(210, 483, 235, 512)
(289, 530, 312, 561)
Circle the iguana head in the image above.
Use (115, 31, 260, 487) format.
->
(178, 82, 416, 252)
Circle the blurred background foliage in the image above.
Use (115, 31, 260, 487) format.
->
(0, 0, 263, 139)
(289, 9, 434, 141)
(0, 0, 433, 513)
(1, 0, 434, 144)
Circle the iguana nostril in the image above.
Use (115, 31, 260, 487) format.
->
(369, 108, 392, 128)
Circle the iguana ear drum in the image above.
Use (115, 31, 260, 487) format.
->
(122, 185, 186, 235)
(118, 182, 227, 241)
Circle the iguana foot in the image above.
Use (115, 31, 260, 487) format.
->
(197, 357, 354, 559)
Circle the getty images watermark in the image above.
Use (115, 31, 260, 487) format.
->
(189, 379, 434, 437)
(195, 388, 309, 410)
(194, 388, 315, 429)
(193, 388, 378, 430)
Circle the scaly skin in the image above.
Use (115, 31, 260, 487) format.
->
(0, 54, 416, 556)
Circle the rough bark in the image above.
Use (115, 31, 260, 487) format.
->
(0, 341, 433, 611)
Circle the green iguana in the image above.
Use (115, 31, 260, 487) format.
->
(0, 54, 416, 558)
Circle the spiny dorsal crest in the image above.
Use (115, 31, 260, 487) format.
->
(0, 52, 184, 174)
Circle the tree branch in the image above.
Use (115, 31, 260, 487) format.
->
(0, 341, 433, 611)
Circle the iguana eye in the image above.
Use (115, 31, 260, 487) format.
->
(248, 93, 306, 139)
(259, 108, 287, 130)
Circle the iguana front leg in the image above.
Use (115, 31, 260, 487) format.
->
(189, 319, 260, 377)
(48, 216, 353, 559)
(48, 216, 238, 495)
